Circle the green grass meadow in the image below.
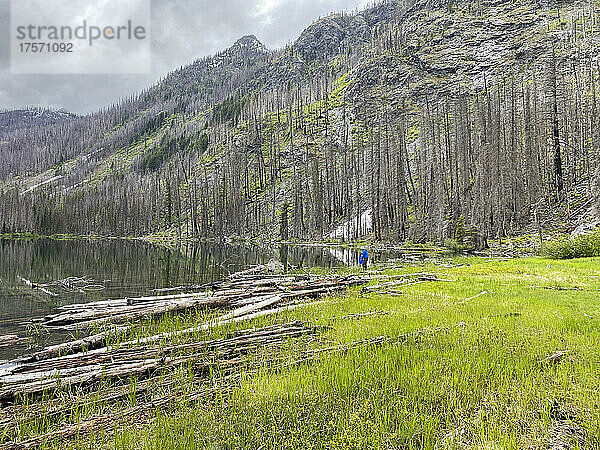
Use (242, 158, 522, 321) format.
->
(36, 257, 600, 448)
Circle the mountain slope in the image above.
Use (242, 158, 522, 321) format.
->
(1, 0, 598, 243)
(0, 109, 76, 135)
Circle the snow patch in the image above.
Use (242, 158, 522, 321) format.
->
(21, 175, 64, 195)
(329, 209, 372, 240)
(571, 221, 600, 238)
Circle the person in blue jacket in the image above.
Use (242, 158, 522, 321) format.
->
(359, 248, 369, 271)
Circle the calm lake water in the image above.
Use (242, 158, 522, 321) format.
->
(0, 239, 405, 359)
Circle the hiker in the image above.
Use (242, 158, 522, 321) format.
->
(359, 248, 369, 271)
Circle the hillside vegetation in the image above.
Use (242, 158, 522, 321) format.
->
(1, 0, 599, 244)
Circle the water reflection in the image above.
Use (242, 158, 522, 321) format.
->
(0, 239, 406, 359)
(327, 247, 358, 266)
(0, 239, 346, 355)
(279, 244, 289, 272)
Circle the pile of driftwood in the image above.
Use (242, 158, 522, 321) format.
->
(0, 264, 453, 448)
(0, 265, 371, 402)
(0, 323, 449, 449)
(17, 276, 106, 298)
(32, 270, 369, 330)
(0, 321, 320, 449)
(0, 321, 318, 402)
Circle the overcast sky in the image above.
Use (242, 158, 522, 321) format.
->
(0, 0, 369, 114)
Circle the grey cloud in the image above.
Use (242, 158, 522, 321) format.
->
(0, 0, 366, 114)
(0, 0, 8, 69)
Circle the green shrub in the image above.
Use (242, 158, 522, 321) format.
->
(454, 215, 466, 244)
(444, 216, 477, 254)
(543, 229, 600, 259)
(444, 238, 470, 255)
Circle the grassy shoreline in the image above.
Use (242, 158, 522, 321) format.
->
(112, 257, 600, 448)
(3, 256, 600, 449)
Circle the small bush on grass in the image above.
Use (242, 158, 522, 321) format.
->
(543, 229, 600, 259)
(444, 238, 470, 255)
(445, 216, 478, 254)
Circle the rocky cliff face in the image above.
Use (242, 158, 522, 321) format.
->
(251, 0, 402, 89)
(144, 34, 274, 107)
(346, 0, 561, 121)
(294, 1, 398, 62)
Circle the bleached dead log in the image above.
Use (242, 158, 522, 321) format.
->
(40, 294, 229, 329)
(458, 291, 488, 304)
(228, 260, 284, 280)
(14, 326, 129, 364)
(0, 322, 315, 401)
(16, 276, 58, 297)
(34, 274, 369, 330)
(0, 336, 26, 349)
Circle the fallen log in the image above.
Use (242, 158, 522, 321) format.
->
(16, 276, 58, 298)
(0, 336, 26, 349)
(34, 274, 368, 330)
(11, 326, 129, 365)
(228, 260, 284, 280)
(0, 322, 316, 402)
(127, 299, 327, 349)
(458, 291, 488, 305)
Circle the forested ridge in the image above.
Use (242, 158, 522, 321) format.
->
(1, 0, 599, 245)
